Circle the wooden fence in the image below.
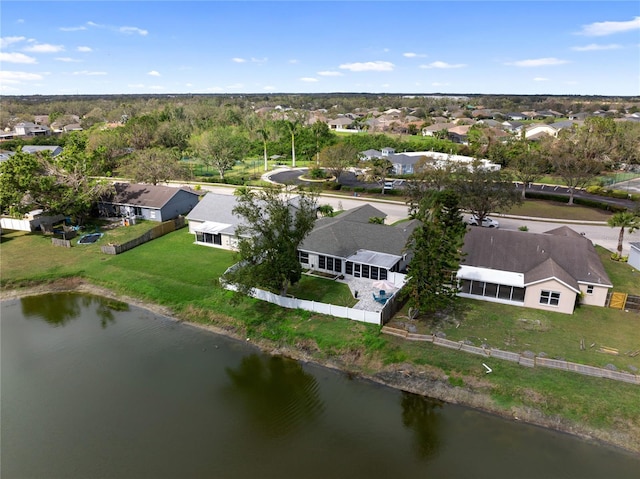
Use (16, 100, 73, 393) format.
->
(101, 216, 186, 255)
(51, 238, 72, 248)
(606, 291, 640, 313)
(381, 326, 640, 385)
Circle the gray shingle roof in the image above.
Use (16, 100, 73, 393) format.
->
(461, 227, 612, 287)
(107, 183, 200, 209)
(300, 205, 418, 259)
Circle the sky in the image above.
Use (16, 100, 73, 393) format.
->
(1, 1, 639, 96)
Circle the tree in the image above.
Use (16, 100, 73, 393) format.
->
(544, 118, 619, 205)
(120, 147, 188, 185)
(318, 143, 359, 182)
(311, 120, 333, 165)
(0, 147, 112, 224)
(223, 185, 318, 296)
(189, 127, 248, 180)
(544, 134, 603, 205)
(511, 147, 547, 198)
(257, 128, 270, 171)
(362, 157, 393, 194)
(607, 211, 640, 258)
(402, 190, 466, 314)
(283, 119, 301, 167)
(454, 163, 521, 224)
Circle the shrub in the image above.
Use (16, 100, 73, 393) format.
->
(518, 225, 529, 232)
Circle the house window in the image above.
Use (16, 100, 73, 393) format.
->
(586, 285, 594, 295)
(334, 259, 342, 273)
(346, 262, 353, 275)
(362, 265, 370, 278)
(299, 252, 309, 265)
(132, 207, 142, 216)
(379, 269, 388, 280)
(196, 232, 221, 245)
(318, 256, 326, 270)
(539, 290, 561, 306)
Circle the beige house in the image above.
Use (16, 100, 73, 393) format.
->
(458, 226, 612, 314)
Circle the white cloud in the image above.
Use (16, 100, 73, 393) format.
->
(263, 86, 276, 91)
(206, 86, 224, 92)
(420, 61, 466, 69)
(317, 71, 343, 77)
(251, 57, 268, 64)
(0, 52, 37, 64)
(128, 83, 146, 89)
(578, 16, 640, 36)
(23, 43, 65, 53)
(571, 43, 622, 51)
(300, 77, 318, 82)
(72, 70, 107, 76)
(56, 57, 81, 63)
(507, 57, 568, 67)
(148, 70, 161, 77)
(403, 52, 426, 58)
(1, 36, 26, 48)
(289, 59, 299, 64)
(87, 21, 148, 36)
(0, 71, 44, 83)
(339, 61, 394, 72)
(232, 57, 246, 63)
(60, 26, 87, 32)
(119, 26, 148, 36)
(226, 83, 244, 89)
(77, 46, 92, 52)
(149, 85, 165, 91)
(534, 77, 549, 82)
(432, 82, 450, 86)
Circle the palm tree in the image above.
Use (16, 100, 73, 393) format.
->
(284, 119, 300, 168)
(257, 128, 269, 171)
(607, 211, 640, 257)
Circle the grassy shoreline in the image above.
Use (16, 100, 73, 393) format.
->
(1, 227, 639, 455)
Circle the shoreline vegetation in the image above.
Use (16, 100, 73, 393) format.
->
(2, 277, 639, 457)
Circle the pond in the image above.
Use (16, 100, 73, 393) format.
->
(2, 293, 638, 478)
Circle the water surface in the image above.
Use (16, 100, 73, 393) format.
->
(2, 293, 638, 478)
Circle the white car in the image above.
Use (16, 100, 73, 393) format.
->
(468, 215, 499, 228)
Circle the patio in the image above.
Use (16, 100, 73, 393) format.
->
(337, 276, 400, 312)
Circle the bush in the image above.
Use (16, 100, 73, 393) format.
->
(518, 225, 529, 232)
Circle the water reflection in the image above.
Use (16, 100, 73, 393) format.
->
(224, 354, 324, 437)
(21, 293, 128, 328)
(401, 392, 443, 459)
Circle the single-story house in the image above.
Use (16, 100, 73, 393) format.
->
(186, 193, 245, 250)
(629, 242, 640, 271)
(457, 226, 612, 314)
(186, 192, 304, 250)
(298, 204, 419, 283)
(99, 183, 201, 222)
(21, 145, 63, 156)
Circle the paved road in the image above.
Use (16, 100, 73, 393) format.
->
(175, 178, 640, 254)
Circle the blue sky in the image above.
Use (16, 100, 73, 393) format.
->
(1, 1, 639, 96)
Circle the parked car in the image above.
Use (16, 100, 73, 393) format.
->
(467, 215, 499, 228)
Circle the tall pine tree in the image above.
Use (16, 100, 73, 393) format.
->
(403, 190, 466, 316)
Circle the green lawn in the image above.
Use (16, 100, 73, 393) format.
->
(288, 274, 357, 307)
(504, 199, 612, 221)
(394, 300, 640, 372)
(596, 245, 640, 294)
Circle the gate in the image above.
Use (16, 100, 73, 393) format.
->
(609, 292, 628, 310)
